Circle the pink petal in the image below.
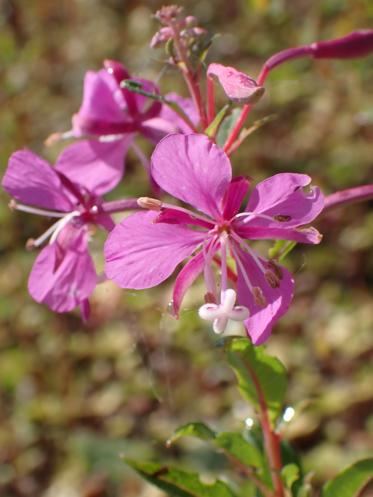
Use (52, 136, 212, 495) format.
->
(234, 225, 323, 245)
(235, 247, 294, 345)
(155, 207, 214, 229)
(222, 176, 250, 220)
(104, 211, 206, 289)
(172, 251, 207, 317)
(55, 138, 132, 196)
(246, 173, 324, 227)
(151, 134, 232, 218)
(74, 69, 127, 135)
(28, 228, 97, 313)
(160, 92, 199, 133)
(207, 63, 265, 104)
(2, 150, 73, 211)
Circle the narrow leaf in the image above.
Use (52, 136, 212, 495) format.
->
(124, 459, 237, 497)
(167, 422, 216, 446)
(281, 463, 300, 489)
(225, 338, 287, 423)
(215, 432, 263, 469)
(205, 105, 231, 138)
(321, 458, 373, 497)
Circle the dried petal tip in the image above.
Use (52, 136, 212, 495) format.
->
(137, 197, 162, 211)
(208, 63, 265, 104)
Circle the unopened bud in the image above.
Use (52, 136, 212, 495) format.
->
(312, 29, 373, 59)
(137, 197, 162, 211)
(252, 287, 266, 307)
(154, 5, 183, 25)
(265, 270, 280, 289)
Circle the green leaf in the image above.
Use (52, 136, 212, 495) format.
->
(216, 109, 242, 147)
(124, 459, 237, 497)
(225, 338, 287, 423)
(205, 105, 231, 138)
(168, 422, 216, 446)
(281, 463, 300, 489)
(215, 432, 262, 469)
(321, 458, 373, 497)
(268, 240, 297, 261)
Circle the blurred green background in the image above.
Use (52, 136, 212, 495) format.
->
(0, 0, 372, 496)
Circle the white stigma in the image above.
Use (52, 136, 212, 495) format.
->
(198, 289, 249, 334)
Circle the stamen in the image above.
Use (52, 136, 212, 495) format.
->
(203, 237, 218, 298)
(28, 218, 68, 248)
(230, 231, 267, 273)
(235, 211, 275, 224)
(49, 211, 80, 244)
(9, 200, 66, 218)
(265, 270, 280, 288)
(252, 287, 267, 307)
(137, 197, 162, 210)
(267, 259, 283, 280)
(162, 202, 214, 226)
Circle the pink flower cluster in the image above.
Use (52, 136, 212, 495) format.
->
(2, 19, 373, 343)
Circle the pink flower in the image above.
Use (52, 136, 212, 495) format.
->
(104, 134, 324, 344)
(2, 146, 116, 316)
(58, 61, 198, 182)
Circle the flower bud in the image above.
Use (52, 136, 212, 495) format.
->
(312, 29, 373, 59)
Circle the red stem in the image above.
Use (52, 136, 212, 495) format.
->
(207, 75, 216, 125)
(170, 22, 207, 128)
(245, 361, 285, 497)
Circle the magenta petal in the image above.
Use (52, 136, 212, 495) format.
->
(104, 211, 206, 289)
(151, 134, 232, 218)
(28, 229, 97, 313)
(222, 176, 250, 219)
(235, 248, 294, 345)
(235, 225, 323, 245)
(74, 69, 127, 135)
(155, 208, 214, 229)
(207, 63, 265, 104)
(161, 92, 199, 133)
(246, 173, 324, 227)
(55, 138, 132, 195)
(2, 150, 73, 211)
(172, 250, 205, 317)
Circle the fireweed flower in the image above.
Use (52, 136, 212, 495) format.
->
(105, 134, 324, 344)
(2, 147, 117, 316)
(53, 60, 198, 182)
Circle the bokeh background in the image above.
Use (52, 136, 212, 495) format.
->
(0, 0, 372, 496)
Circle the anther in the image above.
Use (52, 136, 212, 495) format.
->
(137, 197, 162, 211)
(274, 214, 291, 222)
(44, 132, 62, 147)
(265, 270, 280, 289)
(267, 260, 283, 280)
(26, 238, 36, 251)
(8, 199, 17, 210)
(252, 287, 266, 307)
(204, 292, 217, 304)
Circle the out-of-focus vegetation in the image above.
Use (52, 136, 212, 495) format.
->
(0, 1, 372, 496)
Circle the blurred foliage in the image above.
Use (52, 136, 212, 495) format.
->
(0, 0, 372, 496)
